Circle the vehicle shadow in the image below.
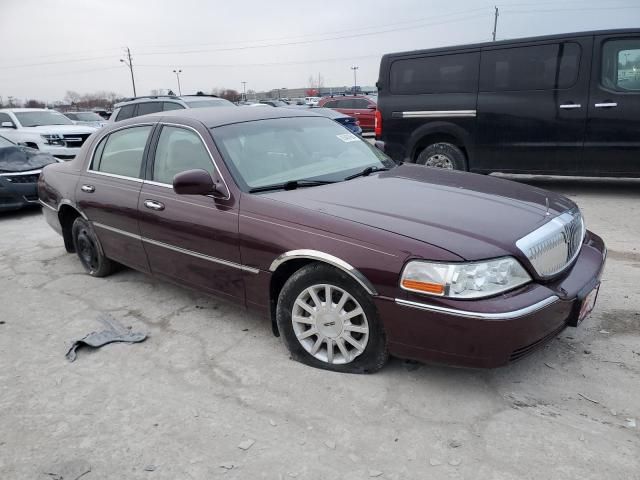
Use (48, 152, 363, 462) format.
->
(496, 174, 640, 198)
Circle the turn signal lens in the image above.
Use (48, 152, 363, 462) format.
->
(401, 279, 445, 295)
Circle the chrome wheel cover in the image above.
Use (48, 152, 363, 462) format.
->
(424, 153, 454, 169)
(291, 284, 369, 365)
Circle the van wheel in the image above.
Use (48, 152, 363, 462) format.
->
(416, 143, 466, 170)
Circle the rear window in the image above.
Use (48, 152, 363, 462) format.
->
(390, 52, 479, 94)
(480, 42, 581, 92)
(115, 104, 136, 121)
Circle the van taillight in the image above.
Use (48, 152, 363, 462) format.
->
(374, 110, 382, 138)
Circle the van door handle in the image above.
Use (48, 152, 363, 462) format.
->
(144, 200, 165, 211)
(594, 102, 618, 108)
(559, 103, 581, 109)
(81, 184, 95, 193)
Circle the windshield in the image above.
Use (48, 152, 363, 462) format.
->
(0, 136, 14, 148)
(212, 116, 394, 191)
(15, 111, 74, 127)
(73, 112, 103, 121)
(183, 98, 234, 108)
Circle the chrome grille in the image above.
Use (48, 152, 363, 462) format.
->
(62, 133, 91, 148)
(516, 209, 585, 278)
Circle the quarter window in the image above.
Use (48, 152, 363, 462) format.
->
(152, 126, 214, 185)
(162, 102, 184, 111)
(601, 38, 640, 91)
(480, 42, 581, 92)
(137, 102, 163, 116)
(115, 104, 136, 121)
(390, 52, 479, 94)
(91, 126, 152, 178)
(0, 112, 15, 127)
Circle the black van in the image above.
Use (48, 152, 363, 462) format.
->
(376, 29, 640, 176)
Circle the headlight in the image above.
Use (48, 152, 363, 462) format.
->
(400, 257, 531, 299)
(41, 134, 65, 146)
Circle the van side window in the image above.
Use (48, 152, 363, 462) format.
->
(480, 42, 580, 92)
(91, 126, 152, 178)
(601, 39, 640, 92)
(390, 52, 479, 94)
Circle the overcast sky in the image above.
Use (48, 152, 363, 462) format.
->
(1, 0, 639, 102)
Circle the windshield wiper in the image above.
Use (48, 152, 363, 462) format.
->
(344, 166, 390, 181)
(249, 179, 336, 193)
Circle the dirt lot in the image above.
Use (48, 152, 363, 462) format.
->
(1, 176, 639, 480)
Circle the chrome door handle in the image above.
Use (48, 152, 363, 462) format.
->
(594, 102, 618, 108)
(81, 184, 95, 193)
(559, 104, 581, 109)
(144, 200, 165, 211)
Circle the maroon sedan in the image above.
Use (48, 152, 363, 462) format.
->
(38, 107, 606, 373)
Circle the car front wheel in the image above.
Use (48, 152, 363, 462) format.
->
(276, 263, 388, 373)
(71, 217, 114, 277)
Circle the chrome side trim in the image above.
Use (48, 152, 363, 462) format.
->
(0, 168, 42, 177)
(143, 180, 172, 188)
(92, 221, 259, 274)
(87, 170, 144, 183)
(394, 295, 559, 320)
(38, 199, 57, 211)
(269, 249, 378, 296)
(397, 110, 476, 119)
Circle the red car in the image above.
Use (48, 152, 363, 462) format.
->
(318, 95, 377, 132)
(38, 107, 606, 373)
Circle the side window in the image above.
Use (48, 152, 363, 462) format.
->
(152, 126, 214, 185)
(0, 112, 15, 127)
(352, 98, 371, 109)
(91, 126, 152, 178)
(480, 42, 581, 92)
(336, 99, 354, 108)
(137, 102, 163, 116)
(323, 100, 338, 108)
(601, 38, 640, 92)
(115, 104, 136, 121)
(390, 52, 479, 94)
(162, 102, 185, 111)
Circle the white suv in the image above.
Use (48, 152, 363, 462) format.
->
(110, 94, 235, 122)
(0, 108, 98, 160)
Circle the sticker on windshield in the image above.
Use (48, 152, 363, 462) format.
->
(336, 133, 359, 143)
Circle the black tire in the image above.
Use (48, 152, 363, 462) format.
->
(71, 217, 114, 277)
(276, 263, 388, 374)
(416, 142, 467, 170)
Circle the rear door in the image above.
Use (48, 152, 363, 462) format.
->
(137, 122, 245, 304)
(77, 124, 155, 272)
(476, 38, 591, 174)
(584, 33, 640, 175)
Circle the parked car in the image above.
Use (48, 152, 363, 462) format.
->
(305, 96, 321, 106)
(309, 107, 362, 135)
(318, 95, 377, 132)
(110, 95, 235, 122)
(290, 98, 307, 105)
(376, 28, 640, 176)
(0, 135, 58, 211)
(0, 108, 98, 160)
(259, 100, 289, 107)
(63, 111, 108, 128)
(38, 107, 606, 373)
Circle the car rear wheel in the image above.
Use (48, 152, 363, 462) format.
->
(276, 263, 388, 373)
(417, 142, 466, 170)
(71, 217, 114, 277)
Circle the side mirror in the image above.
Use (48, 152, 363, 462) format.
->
(173, 169, 229, 198)
(1, 121, 16, 128)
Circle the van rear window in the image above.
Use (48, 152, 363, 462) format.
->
(390, 52, 479, 95)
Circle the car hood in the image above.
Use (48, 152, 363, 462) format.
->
(262, 164, 577, 260)
(20, 124, 97, 134)
(0, 146, 58, 172)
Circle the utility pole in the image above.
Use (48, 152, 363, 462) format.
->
(350, 66, 359, 94)
(492, 6, 499, 42)
(120, 47, 137, 97)
(173, 69, 182, 95)
(241, 81, 247, 101)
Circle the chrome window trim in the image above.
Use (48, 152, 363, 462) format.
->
(0, 168, 42, 177)
(143, 180, 172, 188)
(395, 110, 477, 119)
(92, 221, 258, 274)
(269, 249, 378, 296)
(87, 171, 144, 183)
(394, 295, 559, 320)
(155, 122, 231, 201)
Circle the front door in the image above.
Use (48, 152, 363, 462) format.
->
(584, 33, 640, 175)
(475, 39, 591, 174)
(77, 124, 154, 273)
(137, 123, 245, 304)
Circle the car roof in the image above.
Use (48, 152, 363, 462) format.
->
(144, 106, 323, 128)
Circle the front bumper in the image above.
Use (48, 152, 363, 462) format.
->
(377, 231, 607, 368)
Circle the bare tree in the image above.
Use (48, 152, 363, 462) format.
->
(24, 99, 46, 108)
(64, 90, 81, 105)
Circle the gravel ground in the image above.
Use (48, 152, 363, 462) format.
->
(1, 176, 638, 480)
